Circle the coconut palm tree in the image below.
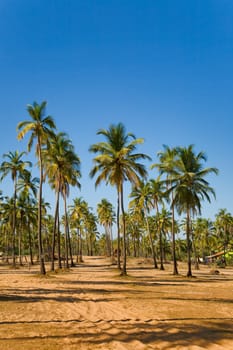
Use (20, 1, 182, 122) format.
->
(17, 101, 56, 274)
(171, 145, 218, 277)
(69, 197, 88, 263)
(192, 217, 216, 265)
(89, 122, 150, 275)
(97, 198, 115, 257)
(0, 151, 31, 267)
(155, 207, 172, 270)
(129, 180, 158, 268)
(215, 209, 233, 266)
(83, 210, 99, 256)
(43, 131, 81, 270)
(127, 206, 144, 257)
(17, 169, 39, 265)
(152, 145, 179, 275)
(17, 169, 39, 198)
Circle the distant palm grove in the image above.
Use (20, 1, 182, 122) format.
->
(1, 101, 233, 277)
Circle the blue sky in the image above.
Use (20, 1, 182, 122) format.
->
(0, 0, 233, 222)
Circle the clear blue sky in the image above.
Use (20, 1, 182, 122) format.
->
(0, 0, 233, 222)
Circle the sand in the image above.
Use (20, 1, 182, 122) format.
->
(0, 256, 232, 349)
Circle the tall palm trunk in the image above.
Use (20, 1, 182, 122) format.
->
(145, 210, 158, 269)
(110, 224, 114, 260)
(18, 212, 23, 266)
(171, 200, 178, 275)
(120, 184, 127, 275)
(12, 178, 17, 267)
(27, 220, 34, 265)
(159, 227, 164, 270)
(116, 190, 121, 270)
(76, 227, 80, 263)
(79, 228, 83, 262)
(186, 208, 192, 277)
(51, 191, 59, 271)
(38, 142, 46, 275)
(64, 196, 74, 267)
(57, 211, 62, 268)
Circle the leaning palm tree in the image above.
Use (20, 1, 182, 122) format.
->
(89, 122, 150, 275)
(0, 151, 31, 267)
(170, 145, 218, 277)
(17, 101, 56, 274)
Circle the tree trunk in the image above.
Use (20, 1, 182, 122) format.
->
(12, 178, 17, 268)
(159, 228, 164, 270)
(116, 190, 121, 270)
(186, 209, 192, 277)
(171, 202, 178, 275)
(145, 210, 158, 269)
(51, 191, 59, 271)
(38, 142, 46, 275)
(57, 211, 62, 269)
(120, 184, 127, 275)
(28, 221, 34, 265)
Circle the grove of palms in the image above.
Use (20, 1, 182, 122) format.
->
(1, 101, 232, 277)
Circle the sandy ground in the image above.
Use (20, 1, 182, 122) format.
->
(0, 256, 232, 350)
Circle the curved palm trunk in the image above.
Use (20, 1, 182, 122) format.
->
(186, 208, 192, 277)
(116, 190, 121, 270)
(120, 184, 127, 275)
(38, 143, 46, 275)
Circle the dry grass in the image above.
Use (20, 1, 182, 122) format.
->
(0, 256, 233, 349)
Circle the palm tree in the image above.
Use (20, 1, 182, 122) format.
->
(127, 206, 144, 257)
(17, 101, 56, 274)
(17, 169, 39, 198)
(129, 180, 158, 268)
(1, 197, 14, 260)
(0, 150, 31, 267)
(171, 145, 218, 277)
(97, 198, 115, 257)
(89, 122, 150, 275)
(83, 210, 99, 256)
(152, 145, 179, 275)
(69, 197, 88, 263)
(155, 207, 172, 270)
(192, 217, 216, 265)
(43, 131, 81, 270)
(215, 209, 233, 266)
(17, 169, 39, 265)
